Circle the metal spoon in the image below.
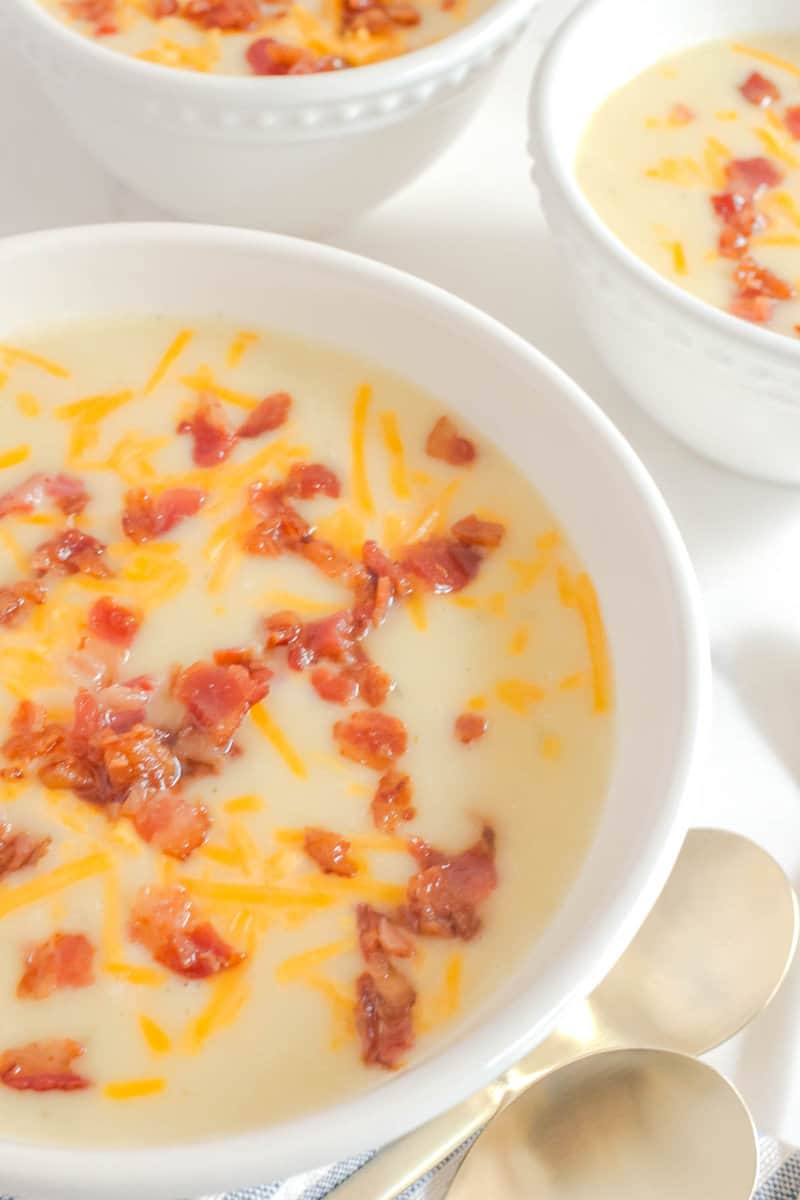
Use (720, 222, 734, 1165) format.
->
(447, 1048, 758, 1200)
(330, 828, 797, 1200)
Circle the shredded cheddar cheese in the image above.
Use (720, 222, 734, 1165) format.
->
(351, 383, 374, 515)
(574, 574, 612, 714)
(559, 671, 585, 691)
(0, 852, 111, 919)
(179, 364, 259, 410)
(226, 331, 260, 369)
(188, 965, 251, 1050)
(495, 679, 545, 714)
(224, 794, 265, 814)
(405, 479, 461, 544)
(276, 938, 355, 982)
(379, 410, 411, 500)
(104, 1078, 166, 1100)
(250, 703, 307, 778)
(179, 878, 333, 909)
(508, 626, 529, 656)
(0, 344, 70, 378)
(143, 329, 194, 395)
(730, 42, 800, 77)
(138, 31, 221, 71)
(754, 126, 800, 168)
(0, 528, 30, 574)
(55, 389, 134, 423)
(466, 694, 487, 711)
(138, 1015, 171, 1053)
(662, 240, 688, 275)
(106, 963, 165, 987)
(0, 445, 31, 470)
(15, 392, 41, 417)
(540, 733, 562, 761)
(405, 589, 427, 632)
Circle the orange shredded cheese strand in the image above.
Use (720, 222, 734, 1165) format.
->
(0, 528, 30, 574)
(0, 853, 110, 919)
(227, 331, 259, 368)
(138, 1015, 171, 1053)
(295, 873, 406, 906)
(138, 31, 221, 71)
(0, 445, 31, 470)
(188, 966, 251, 1050)
(179, 365, 259, 411)
(224, 794, 264, 814)
(250, 702, 307, 778)
(0, 344, 70, 378)
(143, 329, 194, 395)
(55, 389, 134, 422)
(540, 733, 562, 761)
(406, 589, 427, 632)
(466, 694, 487, 711)
(273, 828, 406, 853)
(15, 392, 41, 417)
(508, 626, 529, 656)
(441, 952, 463, 1018)
(662, 241, 688, 275)
(574, 573, 612, 714)
(754, 126, 800, 168)
(179, 878, 333, 908)
(559, 671, 585, 691)
(258, 589, 337, 616)
(379, 410, 411, 500)
(351, 383, 374, 515)
(198, 844, 242, 868)
(0, 371, 8, 390)
(106, 962, 165, 986)
(104, 1078, 166, 1100)
(495, 679, 545, 714)
(730, 42, 800, 77)
(406, 479, 461, 544)
(715, 109, 738, 121)
(276, 938, 355, 982)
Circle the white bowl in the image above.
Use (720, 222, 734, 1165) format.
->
(3, 0, 537, 235)
(529, 0, 800, 485)
(0, 223, 708, 1200)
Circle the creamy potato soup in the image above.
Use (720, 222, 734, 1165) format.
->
(577, 38, 800, 336)
(39, 0, 490, 74)
(0, 318, 613, 1147)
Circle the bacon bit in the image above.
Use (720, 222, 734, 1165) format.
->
(182, 0, 260, 28)
(264, 610, 302, 648)
(739, 71, 781, 106)
(0, 821, 51, 880)
(348, 656, 393, 707)
(88, 596, 140, 648)
(733, 255, 794, 301)
(100, 724, 182, 798)
(236, 392, 291, 438)
(30, 529, 110, 578)
(303, 827, 357, 877)
(124, 788, 210, 860)
(285, 462, 341, 500)
(358, 902, 414, 961)
(404, 825, 497, 940)
(401, 537, 481, 594)
(17, 932, 95, 1000)
(730, 294, 776, 322)
(2, 701, 67, 764)
(451, 514, 505, 549)
(290, 610, 355, 670)
(425, 416, 476, 466)
(334, 711, 407, 770)
(311, 667, 359, 705)
(121, 486, 206, 543)
(0, 580, 46, 627)
(711, 191, 762, 258)
(244, 494, 310, 557)
(724, 156, 784, 197)
(784, 106, 800, 139)
(297, 537, 356, 581)
(454, 713, 487, 744)
(247, 37, 349, 74)
(668, 102, 694, 125)
(355, 903, 416, 1068)
(0, 1039, 90, 1092)
(383, 2, 420, 23)
(129, 884, 245, 979)
(152, 0, 179, 14)
(0, 472, 88, 520)
(175, 660, 271, 744)
(65, 0, 117, 33)
(371, 770, 415, 831)
(177, 397, 237, 467)
(171, 726, 231, 778)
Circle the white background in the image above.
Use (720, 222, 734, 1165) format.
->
(4, 0, 800, 1149)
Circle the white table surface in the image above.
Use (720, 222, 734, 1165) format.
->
(4, 0, 800, 1155)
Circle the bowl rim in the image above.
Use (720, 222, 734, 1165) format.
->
(8, 0, 538, 98)
(530, 0, 800, 362)
(0, 222, 710, 1199)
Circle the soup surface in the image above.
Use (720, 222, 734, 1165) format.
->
(39, 0, 489, 74)
(0, 318, 612, 1147)
(577, 37, 800, 336)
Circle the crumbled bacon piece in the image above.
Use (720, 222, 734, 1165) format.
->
(66, 0, 118, 32)
(245, 503, 310, 557)
(730, 294, 776, 323)
(451, 514, 505, 548)
(303, 827, 357, 877)
(284, 462, 341, 500)
(0, 472, 88, 520)
(0, 580, 46, 627)
(182, 0, 260, 27)
(247, 37, 349, 74)
(0, 821, 51, 880)
(100, 724, 182, 797)
(311, 667, 360, 705)
(264, 610, 302, 648)
(358, 902, 414, 962)
(297, 537, 356, 580)
(739, 71, 781, 106)
(371, 769, 414, 831)
(724, 156, 783, 197)
(711, 191, 762, 258)
(455, 712, 487, 744)
(401, 537, 481, 594)
(348, 656, 393, 708)
(236, 392, 292, 438)
(30, 529, 110, 578)
(668, 102, 694, 124)
(121, 486, 206, 543)
(175, 660, 270, 744)
(733, 254, 794, 301)
(123, 788, 210, 859)
(334, 711, 407, 770)
(354, 541, 410, 632)
(71, 686, 149, 742)
(178, 397, 237, 467)
(785, 106, 800, 139)
(2, 700, 67, 763)
(129, 884, 245, 979)
(291, 611, 356, 670)
(383, 2, 420, 23)
(0, 1039, 90, 1092)
(425, 416, 476, 466)
(355, 968, 416, 1069)
(152, 0, 178, 13)
(88, 596, 140, 648)
(17, 933, 95, 1000)
(404, 824, 497, 940)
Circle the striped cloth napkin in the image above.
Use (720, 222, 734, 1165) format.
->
(195, 1134, 800, 1200)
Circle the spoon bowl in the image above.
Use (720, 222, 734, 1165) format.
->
(448, 1049, 758, 1200)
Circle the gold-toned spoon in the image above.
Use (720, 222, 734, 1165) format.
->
(330, 828, 797, 1200)
(447, 1048, 758, 1200)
